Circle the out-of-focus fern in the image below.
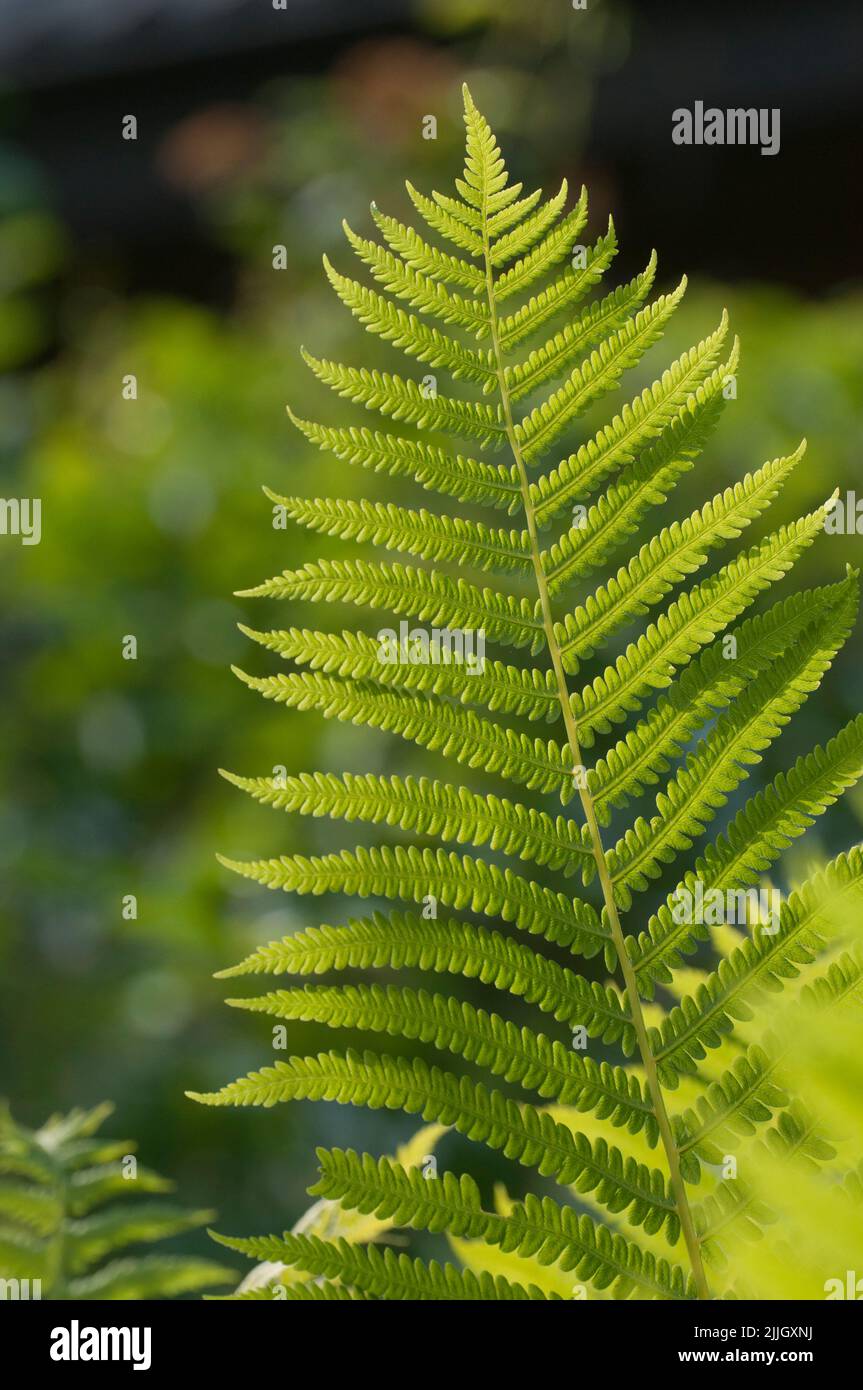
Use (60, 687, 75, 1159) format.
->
(0, 1102, 234, 1299)
(192, 87, 863, 1300)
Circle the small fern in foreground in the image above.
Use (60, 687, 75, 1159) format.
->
(192, 87, 863, 1300)
(0, 1102, 234, 1299)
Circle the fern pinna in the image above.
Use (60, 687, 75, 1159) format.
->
(191, 87, 863, 1301)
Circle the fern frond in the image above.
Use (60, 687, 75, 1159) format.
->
(205, 85, 861, 1303)
(311, 1150, 696, 1299)
(213, 1228, 550, 1301)
(238, 624, 562, 723)
(232, 670, 575, 798)
(269, 493, 532, 575)
(323, 255, 495, 388)
(287, 411, 522, 514)
(301, 350, 505, 446)
(216, 911, 633, 1046)
(217, 842, 604, 955)
(515, 281, 687, 465)
(556, 449, 803, 659)
(237, 557, 544, 652)
(609, 600, 853, 897)
(0, 1104, 233, 1299)
(531, 318, 733, 526)
(219, 770, 595, 878)
(192, 1052, 677, 1236)
(629, 708, 863, 992)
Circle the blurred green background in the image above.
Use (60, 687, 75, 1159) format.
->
(1, 0, 861, 1260)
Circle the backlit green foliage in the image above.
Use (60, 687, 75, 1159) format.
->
(0, 1102, 233, 1299)
(191, 88, 863, 1300)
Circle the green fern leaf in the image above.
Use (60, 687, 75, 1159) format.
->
(370, 203, 486, 290)
(650, 847, 863, 1081)
(226, 983, 652, 1132)
(236, 624, 562, 722)
(216, 911, 633, 1045)
(286, 411, 522, 513)
(231, 670, 575, 797)
(340, 224, 490, 332)
(497, 223, 619, 352)
(323, 254, 495, 387)
(404, 180, 484, 255)
(270, 493, 532, 574)
(630, 707, 863, 992)
(0, 1104, 233, 1299)
(674, 947, 863, 1168)
(236, 557, 544, 651)
(217, 842, 604, 955)
(591, 574, 857, 815)
(311, 1149, 696, 1299)
(515, 280, 687, 464)
(493, 193, 589, 301)
(555, 448, 804, 654)
(219, 770, 595, 877)
(192, 1052, 677, 1237)
(301, 349, 505, 445)
(505, 253, 658, 404)
(530, 319, 734, 525)
(568, 508, 832, 712)
(541, 369, 731, 590)
(213, 1228, 551, 1301)
(198, 85, 862, 1303)
(608, 596, 855, 896)
(489, 180, 568, 266)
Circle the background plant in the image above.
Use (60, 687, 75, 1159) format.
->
(191, 89, 863, 1300)
(0, 1101, 233, 1299)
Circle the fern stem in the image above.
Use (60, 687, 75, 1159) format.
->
(481, 222, 712, 1301)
